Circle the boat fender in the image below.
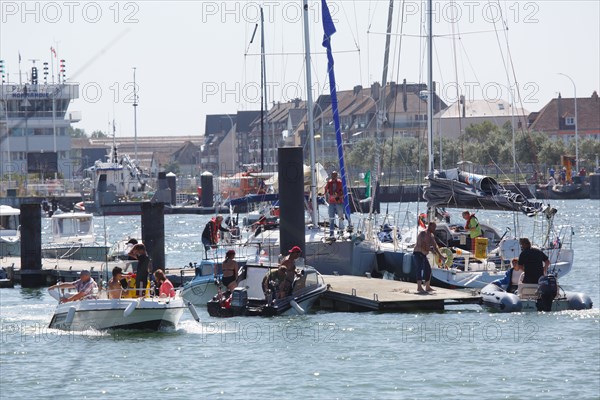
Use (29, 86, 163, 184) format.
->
(48, 288, 61, 302)
(187, 301, 201, 322)
(436, 248, 454, 268)
(290, 299, 305, 315)
(123, 301, 137, 318)
(65, 306, 77, 326)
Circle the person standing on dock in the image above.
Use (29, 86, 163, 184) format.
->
(202, 215, 230, 254)
(325, 171, 345, 237)
(413, 222, 445, 293)
(49, 270, 98, 303)
(462, 211, 482, 252)
(518, 238, 550, 284)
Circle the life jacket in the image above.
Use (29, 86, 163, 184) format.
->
(326, 179, 343, 204)
(464, 213, 479, 230)
(209, 218, 219, 244)
(418, 213, 427, 229)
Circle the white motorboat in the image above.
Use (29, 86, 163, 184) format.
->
(207, 263, 327, 317)
(0, 205, 20, 256)
(48, 287, 190, 331)
(42, 211, 111, 261)
(480, 275, 592, 313)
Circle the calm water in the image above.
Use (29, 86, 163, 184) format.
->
(1, 200, 599, 399)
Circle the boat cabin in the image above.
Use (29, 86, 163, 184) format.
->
(0, 205, 20, 241)
(50, 212, 95, 244)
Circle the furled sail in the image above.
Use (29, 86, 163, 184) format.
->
(424, 168, 548, 216)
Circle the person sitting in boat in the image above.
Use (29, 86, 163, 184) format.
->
(280, 246, 303, 295)
(262, 266, 288, 300)
(221, 249, 239, 292)
(49, 270, 98, 303)
(324, 171, 345, 237)
(491, 258, 523, 293)
(154, 269, 175, 298)
(462, 211, 482, 252)
(107, 266, 128, 299)
(546, 175, 556, 188)
(201, 215, 230, 251)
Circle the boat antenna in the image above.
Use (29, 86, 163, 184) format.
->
(132, 67, 138, 163)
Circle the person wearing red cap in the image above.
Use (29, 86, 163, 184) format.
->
(221, 249, 239, 291)
(280, 246, 302, 296)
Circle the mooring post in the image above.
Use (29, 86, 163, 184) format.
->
(20, 203, 44, 288)
(141, 202, 165, 270)
(278, 146, 306, 257)
(200, 171, 214, 208)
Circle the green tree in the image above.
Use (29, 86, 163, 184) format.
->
(90, 130, 107, 138)
(67, 126, 87, 138)
(162, 161, 180, 175)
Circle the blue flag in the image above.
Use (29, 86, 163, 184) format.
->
(321, 0, 351, 224)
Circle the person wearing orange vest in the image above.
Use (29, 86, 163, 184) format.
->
(462, 210, 482, 252)
(324, 171, 344, 236)
(202, 215, 230, 252)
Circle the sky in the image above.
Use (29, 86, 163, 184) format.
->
(1, 0, 599, 137)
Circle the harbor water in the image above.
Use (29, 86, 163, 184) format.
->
(1, 200, 599, 399)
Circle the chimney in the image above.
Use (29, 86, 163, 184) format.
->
(557, 92, 562, 129)
(294, 98, 300, 108)
(592, 91, 599, 101)
(389, 81, 397, 97)
(353, 85, 363, 95)
(371, 82, 381, 100)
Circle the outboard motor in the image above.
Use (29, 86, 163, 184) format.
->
(231, 287, 248, 312)
(536, 274, 558, 312)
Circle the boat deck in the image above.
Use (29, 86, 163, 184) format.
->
(320, 275, 481, 312)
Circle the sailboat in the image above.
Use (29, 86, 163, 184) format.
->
(247, 0, 378, 277)
(378, 0, 575, 289)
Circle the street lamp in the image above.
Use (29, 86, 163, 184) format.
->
(558, 72, 578, 172)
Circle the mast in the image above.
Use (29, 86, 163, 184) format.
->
(302, 0, 318, 226)
(427, 0, 434, 174)
(370, 0, 394, 215)
(260, 7, 266, 171)
(133, 67, 138, 163)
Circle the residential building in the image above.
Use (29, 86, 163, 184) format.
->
(434, 98, 529, 139)
(529, 91, 600, 142)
